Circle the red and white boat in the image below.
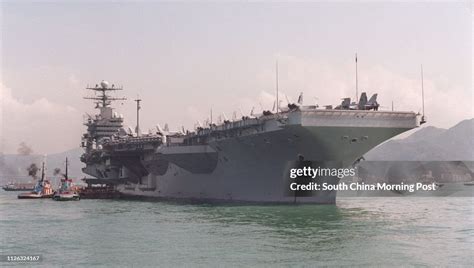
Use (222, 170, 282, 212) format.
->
(18, 163, 54, 199)
(52, 158, 80, 201)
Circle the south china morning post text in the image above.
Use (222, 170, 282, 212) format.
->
(288, 167, 438, 193)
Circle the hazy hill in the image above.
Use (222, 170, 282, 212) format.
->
(366, 119, 474, 161)
(0, 148, 84, 184)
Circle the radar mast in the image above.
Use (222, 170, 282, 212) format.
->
(84, 80, 126, 108)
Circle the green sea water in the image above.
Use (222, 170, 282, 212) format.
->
(0, 191, 472, 267)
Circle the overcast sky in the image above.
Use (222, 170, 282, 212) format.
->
(1, 1, 472, 154)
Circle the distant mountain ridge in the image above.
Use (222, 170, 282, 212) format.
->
(366, 119, 474, 161)
(0, 148, 84, 183)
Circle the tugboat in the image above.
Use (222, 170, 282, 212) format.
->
(17, 162, 54, 199)
(52, 158, 80, 201)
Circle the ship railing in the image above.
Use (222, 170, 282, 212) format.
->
(174, 115, 283, 146)
(300, 110, 416, 118)
(193, 118, 263, 137)
(104, 136, 162, 146)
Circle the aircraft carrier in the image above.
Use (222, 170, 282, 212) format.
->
(80, 80, 422, 204)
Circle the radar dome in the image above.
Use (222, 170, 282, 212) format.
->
(100, 80, 109, 89)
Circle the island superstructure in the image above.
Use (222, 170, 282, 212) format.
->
(80, 80, 422, 203)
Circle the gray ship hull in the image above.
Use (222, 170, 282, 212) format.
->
(105, 110, 420, 204)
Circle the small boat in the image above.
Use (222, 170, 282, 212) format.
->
(17, 189, 53, 199)
(18, 163, 54, 199)
(2, 182, 35, 191)
(52, 158, 80, 201)
(52, 190, 80, 201)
